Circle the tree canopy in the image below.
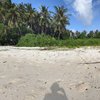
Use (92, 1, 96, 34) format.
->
(0, 1, 100, 46)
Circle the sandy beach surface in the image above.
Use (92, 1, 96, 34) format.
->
(0, 46, 100, 100)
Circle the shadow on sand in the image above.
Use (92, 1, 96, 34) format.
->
(43, 82, 68, 100)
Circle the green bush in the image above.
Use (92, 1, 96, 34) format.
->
(0, 25, 20, 45)
(17, 33, 100, 47)
(0, 32, 20, 45)
(17, 34, 57, 47)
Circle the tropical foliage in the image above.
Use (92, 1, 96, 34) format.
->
(17, 34, 100, 47)
(0, 1, 69, 39)
(0, 1, 100, 46)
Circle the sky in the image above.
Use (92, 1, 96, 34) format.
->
(12, 0, 100, 32)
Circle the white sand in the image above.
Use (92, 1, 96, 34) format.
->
(0, 46, 100, 100)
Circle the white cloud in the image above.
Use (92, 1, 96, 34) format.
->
(73, 0, 93, 25)
(64, 0, 93, 25)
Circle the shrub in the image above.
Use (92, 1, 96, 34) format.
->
(17, 34, 57, 47)
(17, 33, 100, 47)
(0, 25, 20, 45)
(0, 32, 20, 45)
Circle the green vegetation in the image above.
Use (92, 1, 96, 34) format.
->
(0, 1, 70, 45)
(0, 1, 100, 47)
(17, 34, 100, 48)
(17, 34, 57, 47)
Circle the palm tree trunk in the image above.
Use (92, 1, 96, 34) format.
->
(58, 27, 61, 39)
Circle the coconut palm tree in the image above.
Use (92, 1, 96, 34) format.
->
(39, 6, 51, 34)
(25, 4, 37, 33)
(53, 6, 70, 39)
(0, 2, 6, 23)
(7, 4, 20, 28)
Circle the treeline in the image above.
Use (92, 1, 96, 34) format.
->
(68, 30, 100, 39)
(0, 1, 69, 45)
(0, 1, 100, 46)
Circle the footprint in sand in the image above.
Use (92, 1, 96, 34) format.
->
(36, 79, 47, 91)
(8, 78, 22, 85)
(75, 82, 89, 92)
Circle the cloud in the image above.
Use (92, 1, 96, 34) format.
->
(73, 0, 93, 25)
(64, 0, 94, 25)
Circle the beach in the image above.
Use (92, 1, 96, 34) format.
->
(0, 46, 100, 100)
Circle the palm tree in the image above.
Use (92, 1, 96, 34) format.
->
(53, 6, 70, 39)
(7, 0, 12, 4)
(0, 0, 11, 3)
(7, 4, 20, 28)
(17, 4, 27, 22)
(25, 4, 37, 33)
(0, 2, 11, 34)
(0, 2, 6, 23)
(39, 6, 51, 34)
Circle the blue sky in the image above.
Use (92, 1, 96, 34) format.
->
(12, 0, 100, 32)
